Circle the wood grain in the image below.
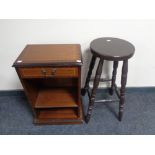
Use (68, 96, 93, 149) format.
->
(18, 67, 78, 78)
(13, 44, 83, 125)
(13, 44, 82, 67)
(35, 88, 78, 108)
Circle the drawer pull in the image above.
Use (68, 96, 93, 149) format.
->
(41, 68, 46, 75)
(51, 68, 57, 75)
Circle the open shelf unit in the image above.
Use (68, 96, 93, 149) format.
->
(20, 75, 83, 124)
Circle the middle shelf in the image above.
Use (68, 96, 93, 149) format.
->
(35, 87, 78, 108)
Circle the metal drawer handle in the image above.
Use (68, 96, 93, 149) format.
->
(41, 68, 46, 75)
(51, 68, 57, 75)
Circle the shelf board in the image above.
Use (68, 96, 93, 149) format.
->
(34, 100, 84, 125)
(35, 88, 78, 108)
(37, 108, 77, 119)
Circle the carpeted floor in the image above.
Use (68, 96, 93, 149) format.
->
(0, 89, 155, 135)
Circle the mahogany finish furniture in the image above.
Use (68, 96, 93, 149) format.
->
(82, 37, 135, 123)
(13, 44, 83, 125)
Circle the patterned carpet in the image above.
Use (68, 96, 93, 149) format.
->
(0, 88, 155, 135)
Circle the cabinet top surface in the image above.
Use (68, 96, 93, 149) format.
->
(13, 44, 82, 67)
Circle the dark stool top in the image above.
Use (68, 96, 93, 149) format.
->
(90, 37, 135, 61)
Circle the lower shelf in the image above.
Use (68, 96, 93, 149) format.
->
(34, 118, 83, 125)
(37, 108, 78, 119)
(34, 100, 84, 125)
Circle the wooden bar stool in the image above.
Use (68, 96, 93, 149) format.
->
(82, 37, 135, 123)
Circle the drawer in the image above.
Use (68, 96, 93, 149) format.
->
(18, 67, 78, 78)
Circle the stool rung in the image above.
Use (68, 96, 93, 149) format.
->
(95, 99, 119, 103)
(90, 78, 111, 82)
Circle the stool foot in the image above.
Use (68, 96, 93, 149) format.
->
(85, 115, 90, 123)
(109, 88, 113, 95)
(81, 88, 86, 96)
(118, 112, 123, 121)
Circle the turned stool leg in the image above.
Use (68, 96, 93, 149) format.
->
(81, 55, 96, 96)
(85, 59, 104, 123)
(109, 61, 118, 95)
(119, 60, 128, 121)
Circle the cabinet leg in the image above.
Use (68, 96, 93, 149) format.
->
(81, 55, 96, 96)
(85, 59, 104, 123)
(109, 61, 118, 95)
(119, 60, 128, 121)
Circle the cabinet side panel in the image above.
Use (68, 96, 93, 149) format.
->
(15, 68, 39, 111)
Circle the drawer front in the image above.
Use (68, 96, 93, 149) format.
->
(18, 67, 78, 78)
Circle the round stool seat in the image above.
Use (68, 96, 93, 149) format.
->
(90, 37, 135, 61)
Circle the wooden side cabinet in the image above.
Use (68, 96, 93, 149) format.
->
(13, 44, 83, 125)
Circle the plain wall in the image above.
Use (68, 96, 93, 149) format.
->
(0, 19, 155, 90)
